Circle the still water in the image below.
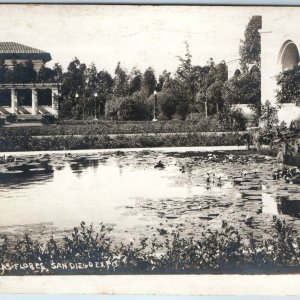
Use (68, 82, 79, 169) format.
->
(0, 150, 300, 238)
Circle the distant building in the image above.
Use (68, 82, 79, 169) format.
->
(260, 11, 300, 124)
(0, 42, 59, 118)
(0, 42, 51, 72)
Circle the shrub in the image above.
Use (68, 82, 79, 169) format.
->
(222, 69, 261, 105)
(0, 118, 5, 128)
(6, 114, 17, 123)
(259, 100, 279, 130)
(217, 107, 246, 131)
(186, 112, 203, 122)
(276, 65, 300, 104)
(1, 217, 300, 275)
(156, 90, 178, 119)
(118, 97, 150, 121)
(41, 115, 57, 125)
(175, 103, 189, 120)
(0, 131, 244, 152)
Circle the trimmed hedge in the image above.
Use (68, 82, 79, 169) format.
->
(0, 132, 245, 152)
(0, 120, 239, 137)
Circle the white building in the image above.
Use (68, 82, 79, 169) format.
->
(260, 10, 300, 125)
(0, 42, 59, 118)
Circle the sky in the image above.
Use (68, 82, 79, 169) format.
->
(0, 5, 266, 76)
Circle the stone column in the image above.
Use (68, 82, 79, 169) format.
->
(32, 88, 38, 115)
(11, 88, 17, 114)
(51, 87, 59, 116)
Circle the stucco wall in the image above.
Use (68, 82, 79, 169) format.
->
(278, 104, 300, 125)
(4, 59, 44, 72)
(260, 9, 300, 124)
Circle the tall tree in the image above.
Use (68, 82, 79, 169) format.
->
(157, 70, 172, 92)
(52, 63, 63, 83)
(239, 15, 262, 71)
(195, 65, 211, 117)
(113, 62, 129, 97)
(223, 15, 262, 125)
(97, 70, 113, 116)
(194, 60, 228, 117)
(173, 42, 197, 110)
(60, 57, 87, 119)
(128, 67, 142, 95)
(84, 63, 99, 118)
(141, 67, 157, 97)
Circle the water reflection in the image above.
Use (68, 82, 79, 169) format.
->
(1, 151, 300, 234)
(0, 161, 54, 188)
(262, 192, 300, 218)
(262, 193, 278, 215)
(279, 196, 300, 218)
(0, 173, 53, 189)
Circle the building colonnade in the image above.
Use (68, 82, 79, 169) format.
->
(0, 83, 59, 116)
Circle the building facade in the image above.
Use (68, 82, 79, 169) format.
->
(260, 10, 300, 125)
(0, 42, 59, 118)
(0, 42, 52, 72)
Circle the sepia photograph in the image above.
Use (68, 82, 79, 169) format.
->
(0, 3, 300, 292)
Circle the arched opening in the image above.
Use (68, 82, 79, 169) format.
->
(279, 40, 300, 71)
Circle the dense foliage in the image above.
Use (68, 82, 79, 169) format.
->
(0, 118, 244, 136)
(0, 16, 265, 128)
(0, 44, 245, 129)
(239, 15, 262, 71)
(0, 130, 244, 152)
(222, 66, 261, 105)
(224, 16, 261, 113)
(276, 65, 300, 104)
(221, 15, 262, 127)
(259, 100, 279, 130)
(1, 217, 300, 275)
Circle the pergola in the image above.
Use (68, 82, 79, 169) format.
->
(0, 83, 60, 117)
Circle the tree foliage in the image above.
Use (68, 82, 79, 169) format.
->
(113, 62, 129, 97)
(128, 67, 142, 95)
(118, 92, 151, 121)
(222, 66, 261, 105)
(142, 67, 157, 98)
(259, 100, 279, 130)
(0, 39, 252, 129)
(239, 15, 262, 71)
(223, 15, 262, 126)
(276, 65, 300, 104)
(173, 42, 201, 111)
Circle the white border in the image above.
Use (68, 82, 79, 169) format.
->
(1, 275, 300, 295)
(1, 2, 300, 297)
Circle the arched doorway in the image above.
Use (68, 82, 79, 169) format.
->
(279, 40, 300, 71)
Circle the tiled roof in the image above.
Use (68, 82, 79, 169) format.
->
(0, 42, 51, 62)
(0, 42, 48, 54)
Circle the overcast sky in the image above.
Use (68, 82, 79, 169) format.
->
(0, 5, 267, 75)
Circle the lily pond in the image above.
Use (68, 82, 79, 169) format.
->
(1, 149, 300, 244)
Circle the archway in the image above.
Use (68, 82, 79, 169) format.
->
(278, 40, 300, 71)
